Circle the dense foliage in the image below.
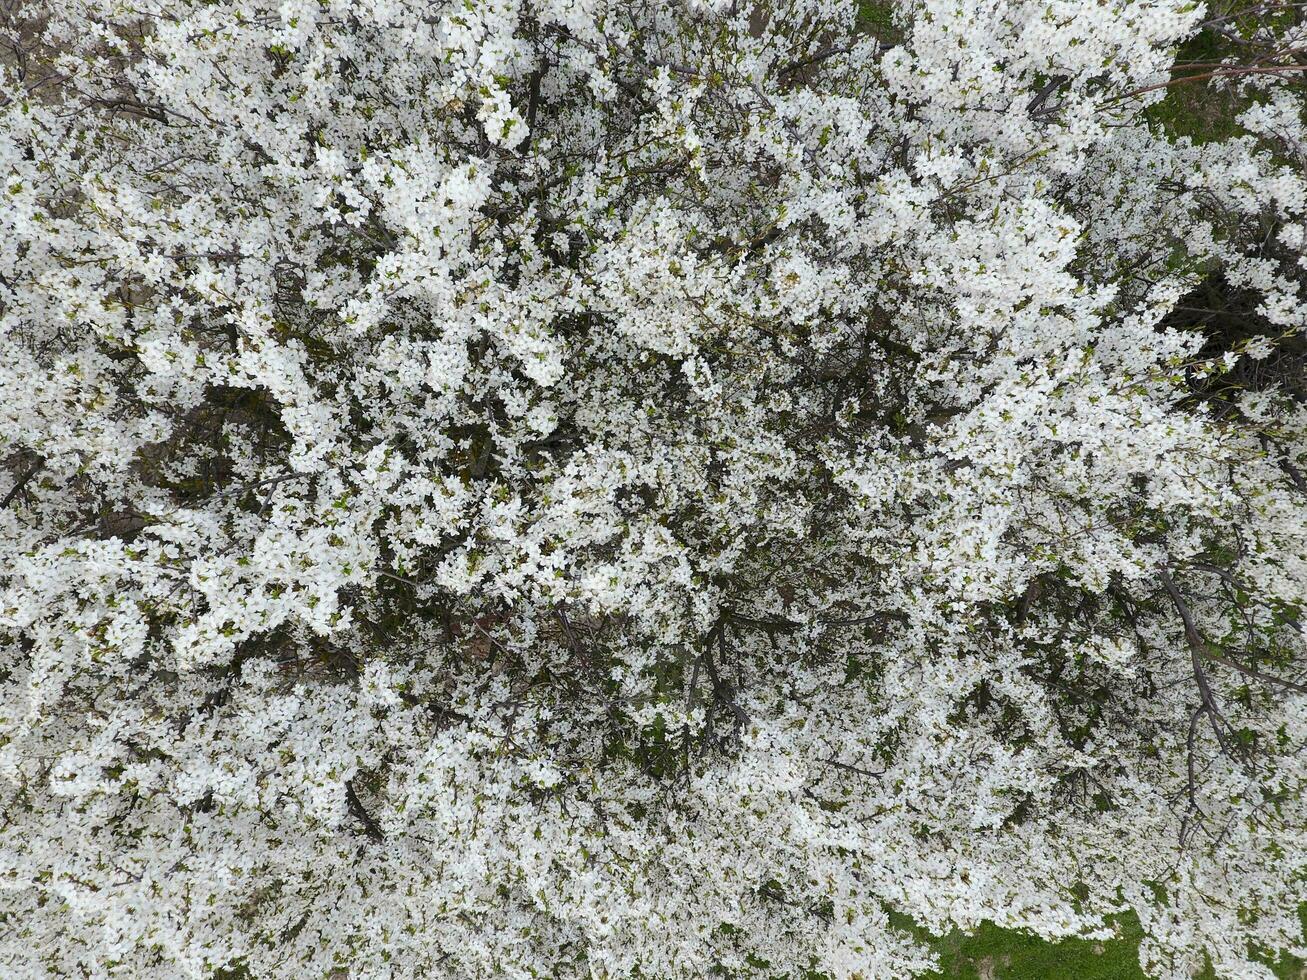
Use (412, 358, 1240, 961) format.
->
(1, 0, 1305, 976)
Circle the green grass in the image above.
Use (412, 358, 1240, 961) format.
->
(890, 912, 1147, 980)
(1141, 23, 1249, 146)
(855, 0, 903, 42)
(888, 909, 1306, 980)
(921, 925, 1145, 980)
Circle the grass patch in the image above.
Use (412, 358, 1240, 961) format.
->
(889, 909, 1307, 980)
(856, 0, 903, 42)
(890, 911, 1147, 980)
(1142, 24, 1249, 145)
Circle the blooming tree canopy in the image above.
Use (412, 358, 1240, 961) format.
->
(1, 0, 1305, 976)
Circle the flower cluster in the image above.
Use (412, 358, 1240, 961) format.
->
(1, 0, 1304, 977)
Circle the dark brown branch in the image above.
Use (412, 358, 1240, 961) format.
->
(703, 619, 750, 735)
(1, 458, 41, 509)
(1158, 567, 1235, 757)
(1106, 58, 1307, 105)
(818, 758, 885, 779)
(520, 62, 545, 153)
(345, 778, 385, 843)
(1026, 75, 1067, 116)
(1207, 652, 1307, 695)
(777, 43, 855, 78)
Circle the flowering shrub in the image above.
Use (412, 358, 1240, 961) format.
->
(1, 0, 1305, 976)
